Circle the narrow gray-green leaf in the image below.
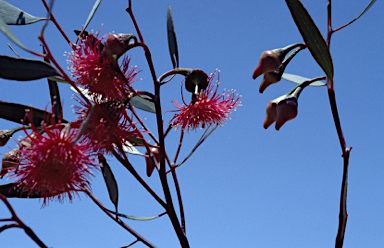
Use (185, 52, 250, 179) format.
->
(107, 209, 166, 221)
(0, 101, 68, 127)
(130, 95, 156, 113)
(0, 15, 28, 50)
(167, 5, 179, 68)
(282, 73, 325, 86)
(335, 0, 377, 31)
(0, 55, 61, 81)
(176, 124, 218, 167)
(47, 76, 67, 83)
(0, 1, 45, 25)
(119, 142, 143, 156)
(285, 0, 333, 80)
(99, 155, 118, 211)
(80, 0, 101, 37)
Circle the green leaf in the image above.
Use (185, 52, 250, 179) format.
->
(167, 5, 179, 68)
(282, 73, 326, 86)
(0, 55, 61, 81)
(47, 76, 68, 83)
(335, 0, 377, 31)
(130, 95, 156, 113)
(78, 0, 101, 39)
(99, 155, 118, 212)
(0, 14, 28, 51)
(119, 142, 143, 156)
(176, 124, 218, 167)
(0, 101, 68, 127)
(107, 209, 166, 221)
(0, 1, 45, 25)
(285, 0, 334, 80)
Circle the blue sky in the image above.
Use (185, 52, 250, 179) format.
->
(1, 1, 383, 247)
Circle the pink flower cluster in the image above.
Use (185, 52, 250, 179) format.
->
(6, 31, 141, 204)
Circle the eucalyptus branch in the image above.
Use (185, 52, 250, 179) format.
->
(0, 194, 48, 248)
(41, 0, 72, 45)
(84, 188, 157, 248)
(126, 0, 144, 43)
(326, 2, 352, 248)
(112, 149, 167, 209)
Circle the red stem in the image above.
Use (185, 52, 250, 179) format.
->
(41, 0, 72, 44)
(112, 149, 167, 209)
(84, 188, 157, 248)
(326, 2, 352, 247)
(0, 194, 48, 248)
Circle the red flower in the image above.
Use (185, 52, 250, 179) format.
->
(169, 70, 241, 131)
(67, 30, 139, 100)
(73, 96, 141, 154)
(10, 123, 97, 205)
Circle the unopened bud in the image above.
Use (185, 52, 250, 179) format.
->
(275, 96, 298, 130)
(259, 72, 281, 93)
(104, 33, 137, 58)
(0, 130, 11, 147)
(263, 100, 278, 129)
(1, 150, 19, 179)
(145, 148, 160, 177)
(252, 50, 280, 80)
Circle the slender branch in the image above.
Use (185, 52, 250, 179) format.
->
(84, 188, 157, 248)
(173, 131, 184, 164)
(335, 148, 351, 248)
(126, 0, 144, 43)
(129, 104, 159, 144)
(0, 194, 48, 248)
(326, 2, 352, 248)
(112, 149, 167, 209)
(171, 170, 186, 234)
(41, 0, 72, 44)
(0, 223, 21, 233)
(125, 5, 189, 246)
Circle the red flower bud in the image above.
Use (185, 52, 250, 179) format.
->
(104, 33, 134, 58)
(263, 100, 278, 129)
(263, 94, 298, 130)
(259, 72, 281, 93)
(0, 130, 11, 147)
(145, 148, 160, 177)
(275, 96, 297, 130)
(252, 50, 280, 80)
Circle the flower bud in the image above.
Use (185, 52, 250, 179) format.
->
(263, 100, 278, 129)
(252, 50, 280, 80)
(259, 72, 281, 93)
(0, 130, 11, 147)
(275, 96, 297, 130)
(263, 92, 298, 130)
(145, 148, 160, 177)
(1, 150, 19, 179)
(104, 33, 136, 58)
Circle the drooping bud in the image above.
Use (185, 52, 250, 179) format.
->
(252, 50, 280, 80)
(1, 149, 19, 179)
(104, 33, 137, 58)
(253, 43, 307, 93)
(275, 96, 298, 130)
(263, 100, 278, 129)
(0, 130, 11, 147)
(145, 148, 160, 177)
(259, 72, 282, 93)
